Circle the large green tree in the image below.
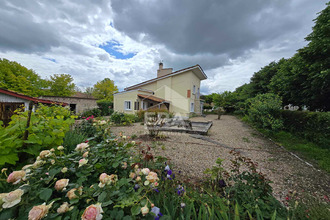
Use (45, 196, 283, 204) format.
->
(92, 78, 118, 101)
(47, 74, 76, 97)
(297, 2, 330, 110)
(0, 58, 47, 97)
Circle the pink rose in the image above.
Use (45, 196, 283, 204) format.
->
(81, 203, 103, 220)
(28, 202, 53, 220)
(146, 171, 159, 183)
(39, 150, 51, 159)
(75, 143, 89, 152)
(79, 159, 88, 167)
(66, 187, 83, 200)
(55, 179, 69, 191)
(57, 202, 71, 213)
(98, 173, 111, 188)
(141, 168, 150, 175)
(2, 189, 24, 208)
(7, 170, 26, 184)
(141, 205, 149, 216)
(121, 162, 127, 169)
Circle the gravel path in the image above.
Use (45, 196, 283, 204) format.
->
(110, 115, 330, 201)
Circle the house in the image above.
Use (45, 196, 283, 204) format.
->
(39, 92, 98, 114)
(114, 63, 207, 117)
(0, 88, 67, 125)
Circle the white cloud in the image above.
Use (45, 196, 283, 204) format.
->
(0, 0, 328, 95)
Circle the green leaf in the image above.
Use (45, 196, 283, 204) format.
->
(131, 205, 141, 216)
(112, 161, 119, 168)
(39, 188, 53, 201)
(98, 191, 107, 202)
(102, 199, 113, 207)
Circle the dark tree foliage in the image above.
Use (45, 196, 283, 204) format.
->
(231, 2, 330, 111)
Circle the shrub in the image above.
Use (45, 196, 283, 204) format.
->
(75, 118, 97, 138)
(97, 100, 113, 116)
(80, 108, 101, 118)
(246, 93, 283, 131)
(281, 110, 330, 149)
(63, 130, 88, 153)
(0, 104, 75, 167)
(110, 112, 137, 125)
(0, 126, 285, 219)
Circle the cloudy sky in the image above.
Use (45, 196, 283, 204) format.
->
(0, 0, 328, 94)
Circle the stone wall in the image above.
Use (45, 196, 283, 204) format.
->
(40, 96, 98, 113)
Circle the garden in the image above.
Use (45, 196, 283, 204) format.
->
(0, 104, 329, 219)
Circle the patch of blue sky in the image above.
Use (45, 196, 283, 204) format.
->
(43, 57, 57, 63)
(99, 41, 136, 60)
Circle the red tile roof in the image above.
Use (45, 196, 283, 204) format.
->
(0, 88, 68, 106)
(137, 94, 169, 103)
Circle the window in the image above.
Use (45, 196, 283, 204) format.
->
(124, 101, 131, 110)
(134, 101, 139, 110)
(193, 85, 196, 94)
(142, 102, 147, 110)
(190, 102, 194, 112)
(197, 88, 200, 99)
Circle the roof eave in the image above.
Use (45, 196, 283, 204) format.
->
(124, 64, 207, 91)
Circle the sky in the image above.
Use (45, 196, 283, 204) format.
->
(0, 0, 328, 94)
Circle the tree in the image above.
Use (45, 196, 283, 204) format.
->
(92, 78, 118, 101)
(0, 58, 47, 97)
(296, 2, 330, 110)
(84, 87, 95, 96)
(47, 74, 75, 97)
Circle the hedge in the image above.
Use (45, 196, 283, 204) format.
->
(281, 110, 330, 149)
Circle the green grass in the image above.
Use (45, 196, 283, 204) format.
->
(269, 131, 330, 173)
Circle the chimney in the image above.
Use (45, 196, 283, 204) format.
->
(157, 62, 173, 78)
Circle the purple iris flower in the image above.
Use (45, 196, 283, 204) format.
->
(151, 206, 163, 220)
(218, 179, 226, 188)
(176, 185, 185, 196)
(134, 184, 140, 191)
(154, 188, 160, 193)
(167, 170, 172, 175)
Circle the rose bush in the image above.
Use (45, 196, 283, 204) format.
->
(1, 117, 319, 219)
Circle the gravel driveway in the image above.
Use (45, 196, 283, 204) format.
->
(110, 115, 330, 201)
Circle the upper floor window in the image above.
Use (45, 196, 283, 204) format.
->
(197, 88, 200, 99)
(193, 85, 196, 94)
(124, 101, 131, 110)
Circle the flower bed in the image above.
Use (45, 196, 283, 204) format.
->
(1, 118, 325, 219)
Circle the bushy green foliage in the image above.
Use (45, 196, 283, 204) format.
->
(0, 104, 75, 167)
(92, 78, 118, 101)
(0, 58, 77, 98)
(63, 130, 88, 153)
(226, 3, 330, 111)
(80, 108, 102, 118)
(97, 100, 114, 116)
(2, 117, 326, 219)
(75, 118, 98, 138)
(110, 112, 137, 125)
(246, 93, 283, 131)
(46, 74, 75, 97)
(0, 58, 47, 97)
(281, 110, 330, 149)
(0, 122, 284, 219)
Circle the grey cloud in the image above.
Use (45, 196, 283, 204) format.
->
(111, 0, 322, 58)
(0, 1, 61, 53)
(0, 0, 112, 54)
